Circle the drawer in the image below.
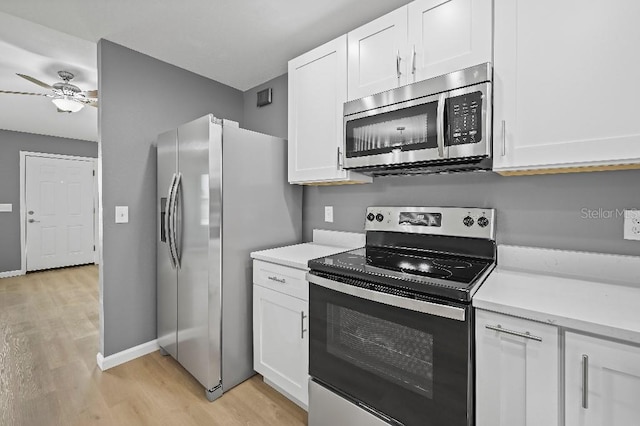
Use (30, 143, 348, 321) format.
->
(253, 260, 308, 301)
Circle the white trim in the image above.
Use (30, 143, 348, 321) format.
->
(0, 270, 24, 279)
(96, 339, 159, 371)
(20, 151, 98, 274)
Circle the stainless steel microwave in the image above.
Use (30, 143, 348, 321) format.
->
(342, 63, 492, 176)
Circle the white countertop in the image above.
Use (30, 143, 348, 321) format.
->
(250, 230, 365, 270)
(474, 245, 640, 344)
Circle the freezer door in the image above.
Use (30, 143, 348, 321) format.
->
(157, 129, 178, 359)
(176, 115, 221, 391)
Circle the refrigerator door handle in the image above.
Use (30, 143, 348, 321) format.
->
(167, 173, 179, 269)
(173, 173, 183, 266)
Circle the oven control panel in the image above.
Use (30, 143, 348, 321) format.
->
(365, 206, 495, 240)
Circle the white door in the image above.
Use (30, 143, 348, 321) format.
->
(347, 6, 408, 100)
(493, 0, 640, 173)
(565, 332, 640, 426)
(288, 36, 349, 184)
(408, 0, 492, 83)
(253, 285, 308, 406)
(475, 310, 559, 426)
(25, 155, 95, 271)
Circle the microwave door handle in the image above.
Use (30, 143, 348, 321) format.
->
(437, 92, 446, 158)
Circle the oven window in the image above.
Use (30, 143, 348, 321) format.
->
(327, 304, 434, 398)
(345, 101, 438, 158)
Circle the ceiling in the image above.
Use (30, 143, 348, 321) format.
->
(0, 0, 413, 142)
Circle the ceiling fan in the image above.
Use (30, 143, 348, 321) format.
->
(0, 70, 98, 113)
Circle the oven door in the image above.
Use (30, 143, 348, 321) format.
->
(308, 274, 473, 426)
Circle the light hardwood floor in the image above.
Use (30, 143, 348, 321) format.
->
(0, 265, 307, 426)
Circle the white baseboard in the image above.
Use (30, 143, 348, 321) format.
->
(0, 270, 24, 279)
(96, 339, 159, 371)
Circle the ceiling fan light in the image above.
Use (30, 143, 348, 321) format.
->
(52, 96, 84, 113)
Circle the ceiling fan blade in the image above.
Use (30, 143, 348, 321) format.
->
(16, 73, 53, 90)
(0, 90, 49, 96)
(83, 89, 98, 98)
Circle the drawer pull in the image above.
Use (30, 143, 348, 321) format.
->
(485, 324, 542, 342)
(267, 275, 286, 284)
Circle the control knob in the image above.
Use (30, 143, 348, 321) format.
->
(375, 213, 384, 222)
(463, 216, 474, 227)
(477, 216, 489, 228)
(367, 213, 375, 222)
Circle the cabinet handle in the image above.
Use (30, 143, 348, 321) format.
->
(582, 354, 589, 409)
(485, 324, 542, 342)
(337, 146, 343, 169)
(301, 311, 307, 339)
(501, 120, 506, 157)
(267, 275, 285, 284)
(396, 49, 402, 79)
(411, 45, 416, 75)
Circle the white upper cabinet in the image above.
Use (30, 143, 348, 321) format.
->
(288, 35, 372, 185)
(347, 7, 408, 100)
(476, 310, 559, 426)
(493, 0, 640, 174)
(408, 0, 492, 84)
(348, 0, 492, 101)
(565, 332, 640, 426)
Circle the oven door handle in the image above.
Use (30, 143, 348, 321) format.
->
(307, 274, 466, 321)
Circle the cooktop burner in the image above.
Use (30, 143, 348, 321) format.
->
(308, 207, 497, 302)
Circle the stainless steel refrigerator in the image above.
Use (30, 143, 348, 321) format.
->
(156, 114, 302, 401)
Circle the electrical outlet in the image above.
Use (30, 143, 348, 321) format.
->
(324, 206, 334, 223)
(623, 209, 640, 240)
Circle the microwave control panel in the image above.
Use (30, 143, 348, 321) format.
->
(448, 91, 482, 145)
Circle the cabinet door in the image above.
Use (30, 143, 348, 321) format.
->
(493, 0, 640, 173)
(253, 285, 309, 406)
(565, 332, 640, 426)
(288, 36, 371, 184)
(408, 0, 492, 83)
(347, 6, 408, 101)
(475, 310, 559, 426)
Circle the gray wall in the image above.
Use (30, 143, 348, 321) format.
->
(303, 170, 640, 257)
(98, 40, 243, 356)
(0, 130, 97, 273)
(243, 73, 288, 139)
(243, 74, 640, 257)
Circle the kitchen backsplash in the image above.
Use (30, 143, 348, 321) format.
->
(303, 169, 640, 257)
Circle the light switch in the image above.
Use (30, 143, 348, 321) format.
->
(0, 203, 12, 212)
(115, 206, 129, 224)
(324, 206, 333, 223)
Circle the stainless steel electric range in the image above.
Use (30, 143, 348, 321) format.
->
(306, 206, 496, 426)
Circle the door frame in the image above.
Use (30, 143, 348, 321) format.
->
(19, 151, 99, 274)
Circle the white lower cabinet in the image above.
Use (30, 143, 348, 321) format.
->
(565, 332, 640, 426)
(475, 309, 559, 426)
(253, 283, 309, 407)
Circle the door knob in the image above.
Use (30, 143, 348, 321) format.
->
(28, 219, 40, 223)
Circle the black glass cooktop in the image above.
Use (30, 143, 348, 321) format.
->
(308, 246, 494, 302)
